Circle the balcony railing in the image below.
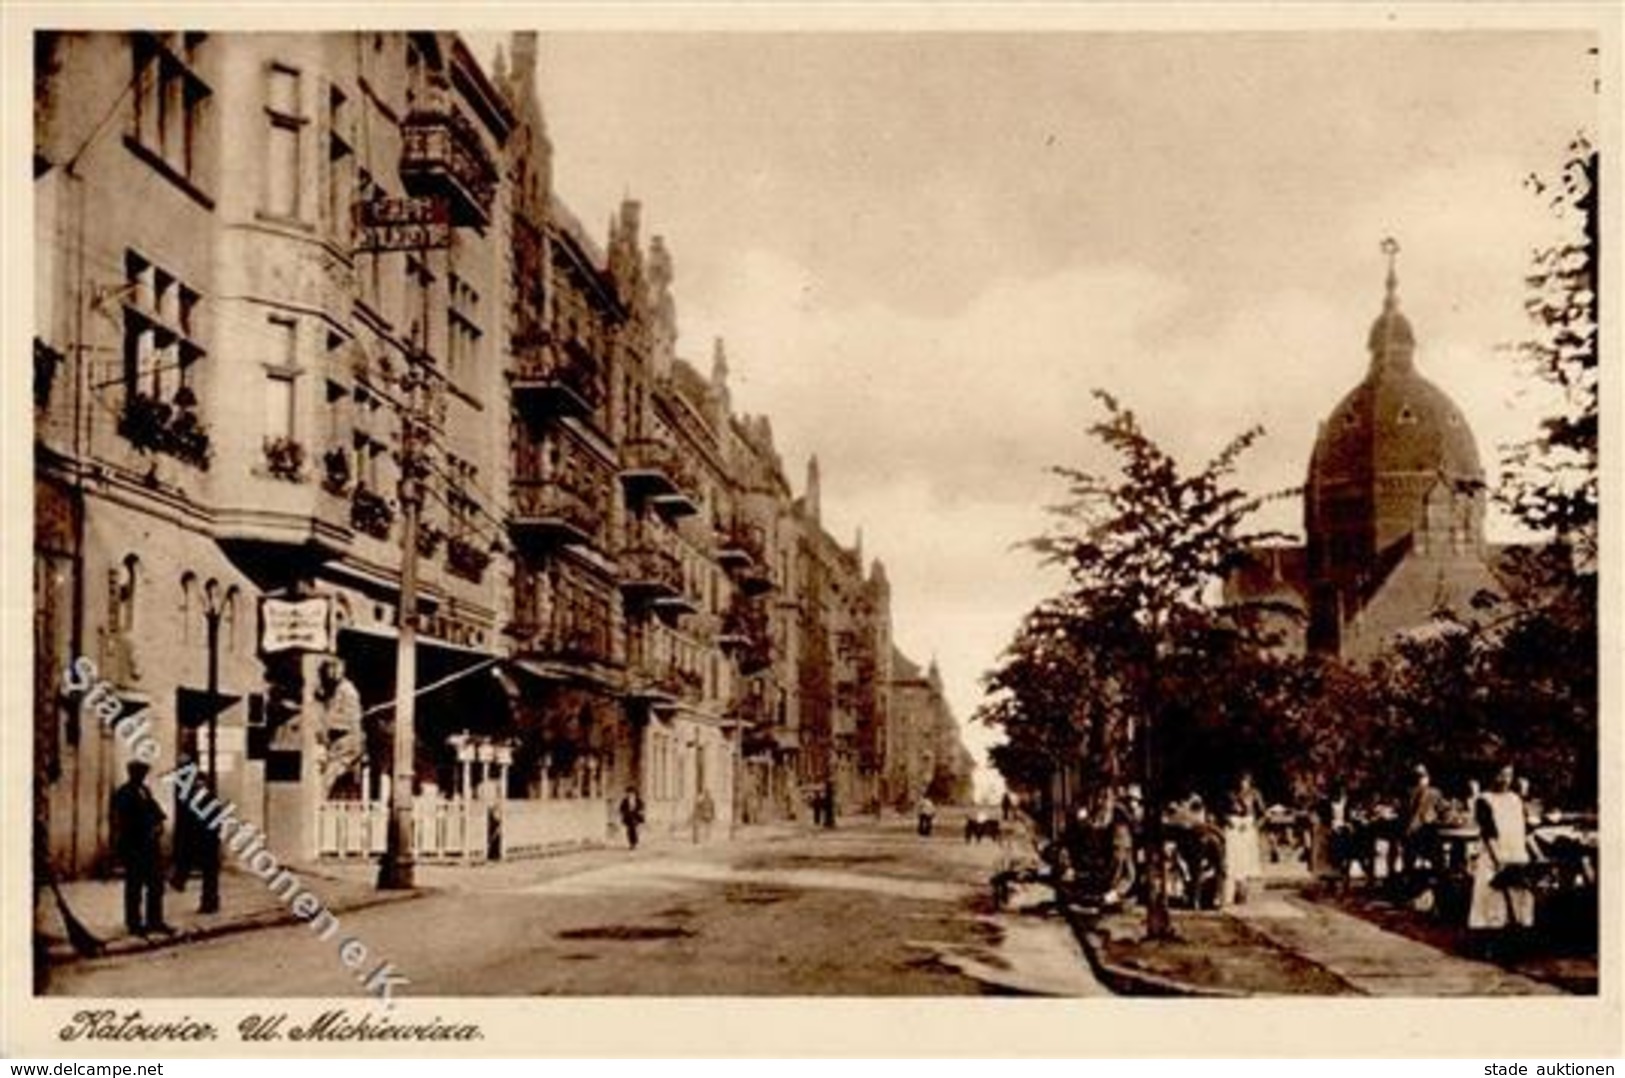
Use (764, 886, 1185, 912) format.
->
(510, 477, 605, 549)
(398, 102, 499, 228)
(510, 338, 603, 419)
(716, 521, 765, 569)
(512, 618, 614, 667)
(625, 659, 683, 709)
(721, 596, 773, 674)
(618, 544, 683, 601)
(619, 438, 699, 518)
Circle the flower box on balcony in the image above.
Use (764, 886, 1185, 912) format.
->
(447, 535, 492, 583)
(416, 522, 445, 558)
(351, 483, 394, 540)
(263, 437, 306, 482)
(321, 447, 353, 496)
(118, 389, 212, 470)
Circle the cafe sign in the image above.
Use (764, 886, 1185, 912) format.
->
(260, 596, 333, 654)
(355, 196, 450, 252)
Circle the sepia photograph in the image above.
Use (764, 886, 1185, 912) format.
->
(7, 3, 1618, 1060)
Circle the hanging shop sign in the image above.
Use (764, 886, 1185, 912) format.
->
(355, 196, 450, 252)
(260, 596, 334, 654)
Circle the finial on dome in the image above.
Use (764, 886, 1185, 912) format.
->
(1367, 236, 1415, 374)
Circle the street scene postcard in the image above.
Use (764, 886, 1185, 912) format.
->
(4, 2, 1622, 1061)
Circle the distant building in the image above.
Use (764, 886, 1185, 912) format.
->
(888, 652, 975, 807)
(1228, 246, 1505, 658)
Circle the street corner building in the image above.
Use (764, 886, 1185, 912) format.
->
(31, 30, 976, 882)
(1224, 249, 1511, 659)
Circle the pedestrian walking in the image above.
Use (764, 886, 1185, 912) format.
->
(1001, 791, 1015, 823)
(110, 761, 171, 936)
(916, 795, 936, 837)
(822, 778, 837, 830)
(618, 786, 645, 851)
(692, 788, 716, 844)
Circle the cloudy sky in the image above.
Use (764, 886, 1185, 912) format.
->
(482, 27, 1596, 787)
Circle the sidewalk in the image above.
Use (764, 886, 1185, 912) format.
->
(37, 865, 422, 965)
(38, 818, 808, 965)
(1073, 882, 1564, 997)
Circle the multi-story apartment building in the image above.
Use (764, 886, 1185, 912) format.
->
(34, 31, 517, 872)
(889, 652, 976, 808)
(34, 29, 976, 876)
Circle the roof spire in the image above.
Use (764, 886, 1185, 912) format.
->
(1381, 236, 1400, 311)
(1367, 236, 1415, 376)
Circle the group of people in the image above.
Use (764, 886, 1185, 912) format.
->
(1048, 772, 1272, 912)
(1308, 762, 1544, 936)
(615, 785, 719, 850)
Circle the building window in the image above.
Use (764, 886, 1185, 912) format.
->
(263, 64, 306, 220)
(131, 32, 209, 183)
(447, 272, 481, 381)
(263, 317, 298, 441)
(115, 554, 140, 634)
(326, 83, 354, 243)
(121, 249, 204, 403)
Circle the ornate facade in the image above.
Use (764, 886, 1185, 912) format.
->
(34, 30, 975, 876)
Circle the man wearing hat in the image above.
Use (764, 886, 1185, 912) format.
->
(111, 760, 171, 935)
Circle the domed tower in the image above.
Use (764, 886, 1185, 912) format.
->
(1305, 240, 1488, 654)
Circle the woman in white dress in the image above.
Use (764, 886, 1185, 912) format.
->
(1468, 764, 1536, 933)
(1222, 772, 1266, 905)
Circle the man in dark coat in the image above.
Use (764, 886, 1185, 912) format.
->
(111, 760, 171, 935)
(618, 786, 645, 850)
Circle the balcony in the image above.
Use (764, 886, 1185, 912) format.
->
(618, 545, 684, 604)
(619, 439, 699, 518)
(398, 103, 499, 228)
(721, 596, 773, 674)
(510, 477, 604, 550)
(625, 660, 682, 711)
(511, 618, 614, 669)
(716, 521, 765, 571)
(510, 336, 602, 420)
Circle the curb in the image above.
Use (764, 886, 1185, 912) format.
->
(1078, 929, 1247, 998)
(47, 885, 428, 967)
(1062, 905, 1248, 999)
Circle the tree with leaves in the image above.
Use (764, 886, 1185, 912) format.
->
(1503, 134, 1598, 560)
(986, 391, 1285, 937)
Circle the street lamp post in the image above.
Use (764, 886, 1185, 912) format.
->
(198, 580, 237, 915)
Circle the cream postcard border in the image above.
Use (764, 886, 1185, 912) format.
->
(2, 1, 1620, 1059)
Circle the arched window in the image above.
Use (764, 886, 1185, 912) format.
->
(115, 554, 141, 633)
(179, 570, 198, 643)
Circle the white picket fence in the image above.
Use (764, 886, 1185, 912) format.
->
(317, 800, 491, 862)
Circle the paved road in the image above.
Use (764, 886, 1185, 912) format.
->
(48, 816, 1104, 998)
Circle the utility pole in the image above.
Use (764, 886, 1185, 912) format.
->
(377, 242, 435, 891)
